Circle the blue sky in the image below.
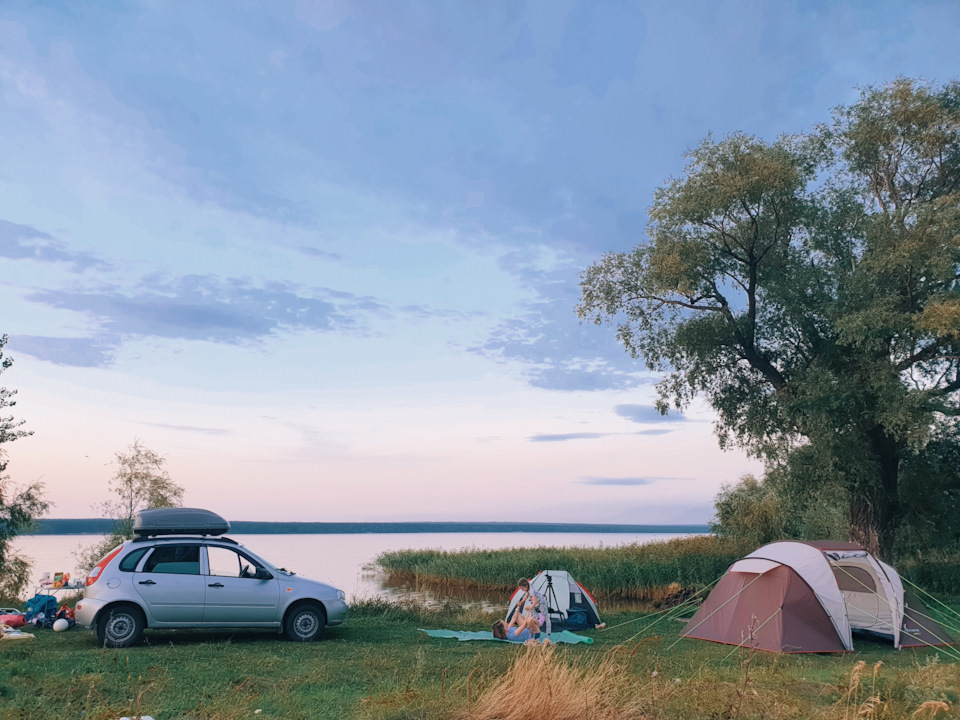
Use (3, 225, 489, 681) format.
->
(2, 0, 959, 523)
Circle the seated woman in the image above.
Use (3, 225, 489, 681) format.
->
(492, 612, 545, 644)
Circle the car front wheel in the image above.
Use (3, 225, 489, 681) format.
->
(283, 602, 325, 642)
(97, 605, 145, 648)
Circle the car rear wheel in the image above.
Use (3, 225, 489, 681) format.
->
(97, 604, 145, 648)
(283, 602, 325, 642)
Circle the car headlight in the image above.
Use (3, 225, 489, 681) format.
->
(337, 589, 345, 601)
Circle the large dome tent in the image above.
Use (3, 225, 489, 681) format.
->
(680, 541, 954, 653)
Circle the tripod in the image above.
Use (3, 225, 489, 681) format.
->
(541, 573, 564, 637)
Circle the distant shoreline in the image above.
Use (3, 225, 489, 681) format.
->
(33, 519, 710, 535)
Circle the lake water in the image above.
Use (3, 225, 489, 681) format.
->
(13, 532, 691, 603)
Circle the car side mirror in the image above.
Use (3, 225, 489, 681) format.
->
(255, 568, 274, 580)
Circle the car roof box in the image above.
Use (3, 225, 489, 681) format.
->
(133, 508, 231, 537)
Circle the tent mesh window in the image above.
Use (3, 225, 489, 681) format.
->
(832, 565, 877, 593)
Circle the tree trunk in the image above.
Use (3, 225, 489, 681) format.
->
(848, 429, 900, 560)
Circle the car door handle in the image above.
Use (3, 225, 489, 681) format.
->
(208, 582, 224, 588)
(139, 580, 156, 585)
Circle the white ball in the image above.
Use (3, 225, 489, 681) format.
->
(52, 618, 70, 632)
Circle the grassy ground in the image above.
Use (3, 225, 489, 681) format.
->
(3, 598, 960, 719)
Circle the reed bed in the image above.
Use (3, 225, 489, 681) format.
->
(376, 534, 745, 603)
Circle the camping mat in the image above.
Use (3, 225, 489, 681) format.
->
(419, 629, 593, 644)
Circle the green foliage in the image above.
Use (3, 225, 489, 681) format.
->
(101, 437, 184, 537)
(73, 531, 127, 576)
(890, 422, 960, 558)
(76, 438, 184, 572)
(0, 334, 48, 599)
(579, 78, 960, 559)
(711, 474, 789, 546)
(711, 470, 848, 548)
(898, 551, 960, 595)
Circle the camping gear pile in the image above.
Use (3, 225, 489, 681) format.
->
(680, 541, 953, 653)
(20, 594, 77, 630)
(506, 570, 602, 631)
(0, 595, 77, 640)
(0, 606, 33, 641)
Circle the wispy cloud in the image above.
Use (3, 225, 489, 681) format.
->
(136, 422, 232, 436)
(28, 275, 384, 339)
(298, 246, 345, 262)
(579, 476, 692, 486)
(529, 429, 674, 442)
(9, 335, 115, 368)
(529, 432, 614, 442)
(615, 404, 686, 423)
(17, 274, 392, 366)
(472, 267, 651, 392)
(0, 219, 109, 271)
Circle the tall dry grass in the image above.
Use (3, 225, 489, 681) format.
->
(462, 644, 639, 720)
(456, 642, 960, 720)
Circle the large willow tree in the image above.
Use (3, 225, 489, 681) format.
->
(579, 79, 960, 559)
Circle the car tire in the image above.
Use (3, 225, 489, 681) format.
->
(96, 604, 145, 648)
(283, 602, 326, 642)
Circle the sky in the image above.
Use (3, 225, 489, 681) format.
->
(2, 0, 959, 524)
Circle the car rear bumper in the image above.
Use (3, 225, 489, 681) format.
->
(74, 597, 107, 628)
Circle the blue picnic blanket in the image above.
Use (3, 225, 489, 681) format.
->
(419, 629, 593, 644)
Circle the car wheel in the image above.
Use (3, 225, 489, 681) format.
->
(96, 604, 145, 648)
(283, 602, 325, 642)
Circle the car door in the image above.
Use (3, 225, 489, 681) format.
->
(202, 545, 280, 624)
(133, 544, 205, 623)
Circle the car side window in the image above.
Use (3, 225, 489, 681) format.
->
(207, 546, 258, 578)
(119, 547, 150, 572)
(142, 545, 201, 575)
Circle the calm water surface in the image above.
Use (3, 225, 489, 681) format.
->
(14, 532, 691, 602)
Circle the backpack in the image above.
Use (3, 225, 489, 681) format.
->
(24, 594, 58, 622)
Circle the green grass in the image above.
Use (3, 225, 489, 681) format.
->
(3, 597, 960, 719)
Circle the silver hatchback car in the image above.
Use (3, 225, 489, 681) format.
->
(75, 508, 348, 648)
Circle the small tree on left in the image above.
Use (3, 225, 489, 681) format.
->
(77, 438, 184, 572)
(0, 334, 49, 600)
